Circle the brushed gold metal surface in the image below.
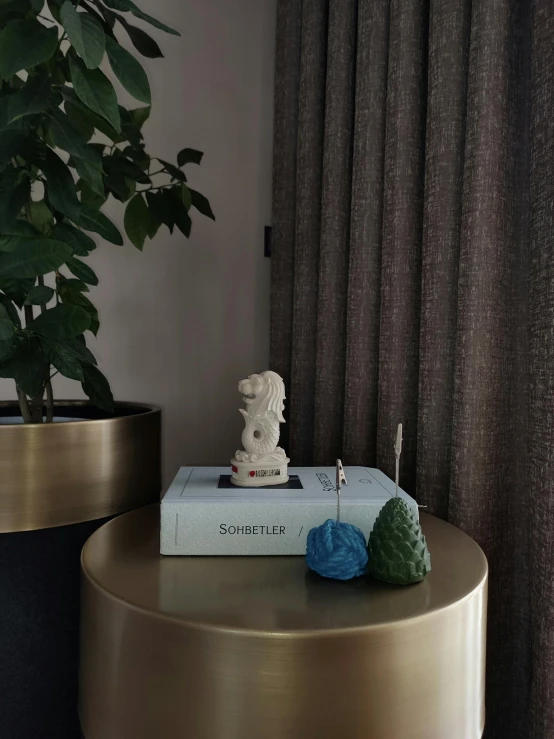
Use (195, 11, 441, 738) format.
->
(80, 506, 487, 739)
(0, 402, 161, 533)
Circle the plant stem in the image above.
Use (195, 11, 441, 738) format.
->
(30, 395, 43, 423)
(24, 304, 33, 327)
(21, 304, 43, 423)
(45, 381, 54, 423)
(38, 276, 55, 424)
(137, 184, 171, 193)
(17, 303, 39, 422)
(16, 386, 33, 424)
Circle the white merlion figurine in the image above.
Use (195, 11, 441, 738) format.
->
(231, 371, 290, 487)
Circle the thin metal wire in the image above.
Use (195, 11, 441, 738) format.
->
(394, 424, 403, 498)
(336, 460, 347, 522)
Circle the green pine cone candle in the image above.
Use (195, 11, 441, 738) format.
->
(368, 498, 431, 585)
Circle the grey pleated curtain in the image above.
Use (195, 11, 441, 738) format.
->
(270, 1, 553, 738)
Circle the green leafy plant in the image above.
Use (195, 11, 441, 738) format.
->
(0, 0, 214, 423)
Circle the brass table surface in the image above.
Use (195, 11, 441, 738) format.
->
(80, 505, 488, 739)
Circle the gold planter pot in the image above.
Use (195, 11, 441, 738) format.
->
(0, 401, 161, 533)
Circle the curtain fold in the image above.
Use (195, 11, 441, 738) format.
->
(376, 0, 428, 483)
(288, 0, 328, 465)
(271, 0, 553, 737)
(313, 0, 357, 463)
(529, 3, 554, 736)
(418, 0, 471, 520)
(447, 1, 532, 735)
(343, 0, 389, 466)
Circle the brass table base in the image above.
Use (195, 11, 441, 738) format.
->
(80, 506, 487, 739)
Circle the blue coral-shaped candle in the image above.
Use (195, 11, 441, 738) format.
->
(306, 519, 368, 580)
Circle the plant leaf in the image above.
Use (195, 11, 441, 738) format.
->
(41, 149, 82, 221)
(105, 35, 151, 104)
(167, 189, 191, 237)
(31, 303, 91, 338)
(0, 303, 15, 340)
(0, 0, 36, 19)
(28, 200, 53, 234)
(81, 362, 114, 412)
(116, 104, 139, 144)
(63, 100, 94, 142)
(0, 277, 35, 308)
(66, 255, 98, 285)
(144, 205, 160, 239)
(108, 154, 148, 181)
(0, 130, 25, 173)
(59, 288, 99, 334)
(158, 158, 187, 182)
(178, 182, 192, 210)
(0, 239, 72, 279)
(50, 111, 96, 161)
(80, 0, 116, 33)
(146, 190, 174, 232)
(50, 113, 105, 197)
(74, 155, 105, 197)
(46, 0, 61, 23)
(60, 1, 106, 69)
(0, 174, 31, 230)
(190, 189, 215, 220)
(24, 284, 55, 305)
(57, 277, 89, 293)
(117, 16, 163, 58)
(2, 77, 51, 127)
(69, 54, 121, 133)
(66, 335, 97, 364)
(129, 105, 150, 129)
(42, 338, 84, 380)
(0, 337, 13, 362)
(77, 207, 123, 245)
(101, 0, 179, 35)
(177, 148, 203, 167)
(0, 293, 21, 326)
(77, 179, 107, 209)
(124, 193, 150, 249)
(103, 168, 133, 201)
(5, 337, 48, 397)
(0, 19, 58, 80)
(122, 144, 149, 169)
(64, 92, 121, 142)
(0, 236, 26, 254)
(54, 223, 96, 256)
(0, 221, 40, 238)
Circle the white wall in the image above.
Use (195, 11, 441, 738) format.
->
(0, 0, 276, 485)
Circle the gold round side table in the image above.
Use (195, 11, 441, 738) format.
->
(79, 505, 488, 739)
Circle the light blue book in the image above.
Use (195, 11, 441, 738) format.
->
(161, 466, 417, 556)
